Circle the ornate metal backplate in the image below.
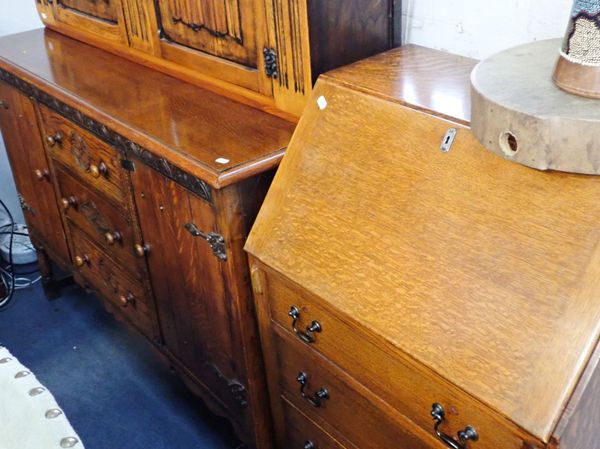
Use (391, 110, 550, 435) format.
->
(206, 363, 248, 407)
(184, 222, 227, 261)
(263, 48, 278, 79)
(0, 68, 212, 203)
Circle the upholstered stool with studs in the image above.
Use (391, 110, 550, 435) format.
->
(0, 345, 84, 448)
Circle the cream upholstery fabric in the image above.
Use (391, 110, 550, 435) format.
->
(0, 346, 84, 449)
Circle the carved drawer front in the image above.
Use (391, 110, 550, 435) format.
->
(39, 105, 128, 206)
(70, 227, 158, 341)
(54, 166, 144, 279)
(273, 328, 442, 449)
(282, 398, 349, 449)
(264, 268, 535, 449)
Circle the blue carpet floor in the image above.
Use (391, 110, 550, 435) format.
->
(0, 277, 243, 449)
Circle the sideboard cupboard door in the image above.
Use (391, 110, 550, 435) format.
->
(153, 0, 272, 95)
(51, 0, 128, 45)
(130, 162, 238, 391)
(0, 81, 69, 266)
(157, 0, 258, 67)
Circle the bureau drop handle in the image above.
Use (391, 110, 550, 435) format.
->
(297, 372, 329, 408)
(288, 306, 321, 344)
(431, 403, 478, 449)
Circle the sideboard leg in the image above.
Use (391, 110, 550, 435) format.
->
(36, 246, 71, 301)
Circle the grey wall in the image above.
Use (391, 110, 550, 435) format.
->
(401, 0, 573, 59)
(0, 2, 42, 226)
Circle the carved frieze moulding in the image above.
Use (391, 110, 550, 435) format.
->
(0, 67, 212, 203)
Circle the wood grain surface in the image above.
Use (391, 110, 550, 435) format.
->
(324, 45, 477, 125)
(58, 0, 120, 22)
(53, 165, 143, 278)
(0, 80, 70, 265)
(36, 0, 398, 116)
(0, 29, 295, 187)
(306, 0, 394, 84)
(258, 262, 534, 449)
(39, 104, 130, 205)
(158, 0, 258, 67)
(282, 399, 350, 449)
(69, 225, 159, 340)
(273, 325, 447, 449)
(246, 74, 600, 442)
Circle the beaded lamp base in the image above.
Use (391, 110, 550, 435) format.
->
(553, 0, 600, 98)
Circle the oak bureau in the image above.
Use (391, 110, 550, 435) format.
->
(246, 46, 600, 449)
(0, 0, 397, 442)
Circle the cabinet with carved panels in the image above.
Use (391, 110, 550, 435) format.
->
(0, 29, 296, 448)
(35, 0, 400, 115)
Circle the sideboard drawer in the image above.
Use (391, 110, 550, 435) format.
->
(39, 105, 128, 205)
(55, 166, 143, 279)
(265, 269, 532, 449)
(274, 328, 442, 449)
(70, 228, 157, 340)
(282, 398, 349, 449)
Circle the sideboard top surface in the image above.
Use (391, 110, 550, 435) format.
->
(246, 47, 600, 442)
(0, 29, 295, 187)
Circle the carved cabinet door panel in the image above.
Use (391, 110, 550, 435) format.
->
(51, 0, 128, 45)
(58, 0, 121, 22)
(154, 0, 272, 95)
(158, 0, 258, 66)
(0, 82, 70, 264)
(130, 162, 239, 386)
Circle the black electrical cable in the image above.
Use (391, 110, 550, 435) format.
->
(0, 198, 15, 310)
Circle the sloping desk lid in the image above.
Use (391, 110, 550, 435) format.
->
(246, 47, 600, 442)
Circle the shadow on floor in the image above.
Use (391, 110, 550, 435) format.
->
(0, 280, 244, 449)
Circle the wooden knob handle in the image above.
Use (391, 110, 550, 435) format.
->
(61, 195, 78, 210)
(104, 231, 122, 245)
(118, 293, 135, 308)
(74, 254, 89, 267)
(133, 243, 149, 257)
(34, 169, 49, 181)
(90, 162, 108, 178)
(46, 132, 63, 147)
(0, 99, 8, 110)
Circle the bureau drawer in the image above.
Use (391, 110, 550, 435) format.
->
(282, 398, 349, 449)
(55, 166, 143, 279)
(274, 327, 443, 449)
(70, 228, 158, 340)
(262, 267, 535, 449)
(39, 105, 128, 205)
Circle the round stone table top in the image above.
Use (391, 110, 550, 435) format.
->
(471, 39, 600, 174)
